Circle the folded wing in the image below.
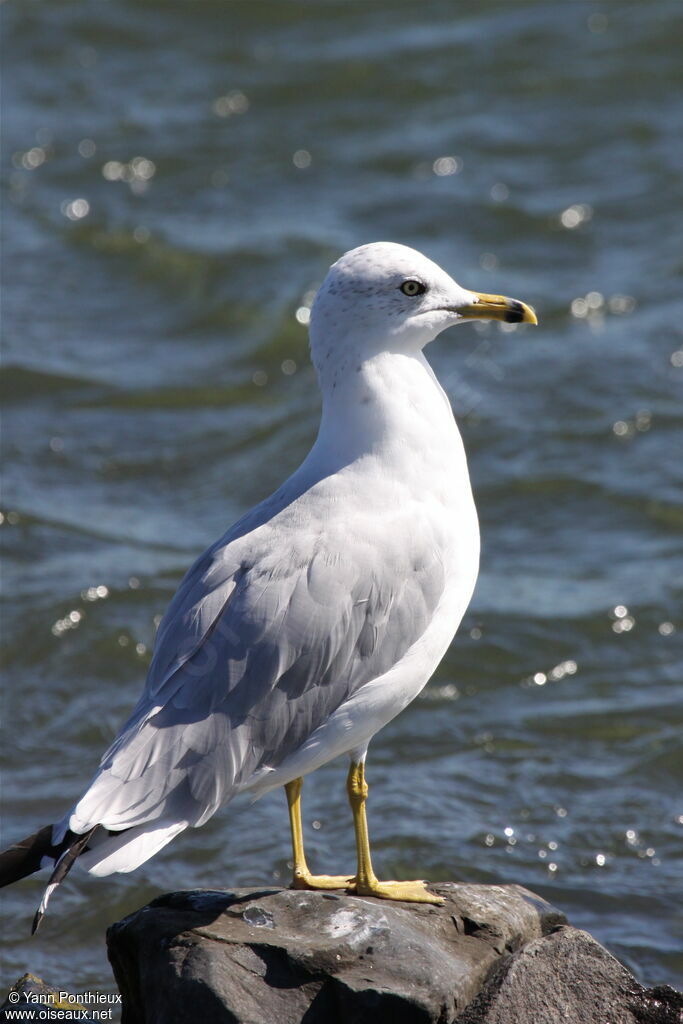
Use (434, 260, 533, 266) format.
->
(62, 507, 445, 874)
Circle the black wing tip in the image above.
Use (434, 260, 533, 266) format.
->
(29, 826, 99, 934)
(0, 823, 56, 889)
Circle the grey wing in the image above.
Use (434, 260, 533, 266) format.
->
(69, 529, 445, 835)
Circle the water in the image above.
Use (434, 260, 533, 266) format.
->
(2, 0, 682, 1004)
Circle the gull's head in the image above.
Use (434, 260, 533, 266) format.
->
(309, 241, 537, 376)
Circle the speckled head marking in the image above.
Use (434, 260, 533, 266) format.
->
(309, 242, 536, 386)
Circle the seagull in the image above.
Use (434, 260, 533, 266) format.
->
(0, 242, 537, 929)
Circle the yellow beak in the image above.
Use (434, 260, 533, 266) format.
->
(456, 291, 538, 325)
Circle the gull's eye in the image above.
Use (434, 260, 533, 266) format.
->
(400, 279, 426, 297)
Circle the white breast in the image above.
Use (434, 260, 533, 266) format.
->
(246, 349, 480, 795)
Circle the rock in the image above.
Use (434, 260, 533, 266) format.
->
(456, 926, 683, 1024)
(106, 882, 564, 1023)
(0, 974, 98, 1022)
(106, 885, 682, 1024)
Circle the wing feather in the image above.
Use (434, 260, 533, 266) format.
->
(67, 499, 446, 851)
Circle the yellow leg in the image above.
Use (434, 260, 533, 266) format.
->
(284, 777, 354, 891)
(346, 760, 443, 905)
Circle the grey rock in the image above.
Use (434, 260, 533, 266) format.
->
(106, 882, 565, 1023)
(456, 925, 683, 1024)
(106, 885, 682, 1024)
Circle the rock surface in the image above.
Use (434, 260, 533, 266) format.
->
(0, 974, 98, 1022)
(106, 884, 682, 1024)
(456, 926, 682, 1024)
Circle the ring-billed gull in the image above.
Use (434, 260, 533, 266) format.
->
(0, 242, 537, 927)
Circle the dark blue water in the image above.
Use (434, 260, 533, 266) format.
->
(2, 0, 682, 1003)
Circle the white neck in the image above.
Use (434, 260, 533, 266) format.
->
(308, 349, 460, 474)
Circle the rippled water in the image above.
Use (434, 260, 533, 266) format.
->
(2, 0, 682, 1003)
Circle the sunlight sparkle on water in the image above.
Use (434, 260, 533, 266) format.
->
(292, 150, 312, 169)
(570, 290, 635, 327)
(15, 147, 46, 170)
(212, 90, 249, 117)
(608, 294, 636, 315)
(571, 297, 589, 318)
(61, 198, 90, 220)
(52, 609, 84, 636)
(612, 410, 650, 439)
(433, 156, 461, 176)
(611, 605, 635, 634)
(560, 203, 592, 229)
(524, 659, 577, 688)
(479, 253, 498, 271)
(78, 139, 96, 158)
(102, 157, 156, 193)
